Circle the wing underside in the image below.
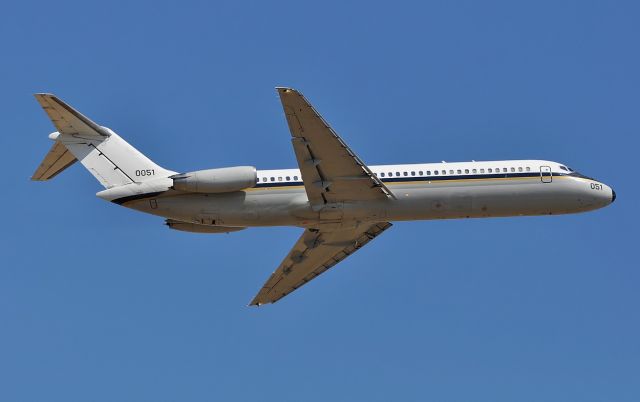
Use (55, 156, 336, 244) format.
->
(277, 87, 394, 205)
(250, 88, 396, 305)
(34, 93, 110, 138)
(31, 141, 78, 181)
(250, 222, 392, 305)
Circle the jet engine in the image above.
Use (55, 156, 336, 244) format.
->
(172, 166, 257, 193)
(166, 219, 246, 234)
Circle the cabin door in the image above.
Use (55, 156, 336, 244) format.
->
(540, 166, 552, 183)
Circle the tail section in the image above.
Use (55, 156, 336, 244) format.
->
(32, 94, 175, 188)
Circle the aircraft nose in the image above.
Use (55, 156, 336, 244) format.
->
(612, 188, 616, 203)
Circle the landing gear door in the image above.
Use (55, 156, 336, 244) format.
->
(197, 212, 221, 225)
(540, 166, 552, 183)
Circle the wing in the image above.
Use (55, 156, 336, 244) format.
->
(277, 87, 394, 206)
(250, 222, 392, 305)
(31, 141, 78, 181)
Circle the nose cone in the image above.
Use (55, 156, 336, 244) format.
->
(586, 182, 615, 210)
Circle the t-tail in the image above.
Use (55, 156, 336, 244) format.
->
(31, 94, 177, 197)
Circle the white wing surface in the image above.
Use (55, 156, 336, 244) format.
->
(250, 222, 392, 305)
(276, 87, 394, 205)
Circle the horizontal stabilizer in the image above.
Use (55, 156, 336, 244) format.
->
(31, 141, 77, 181)
(34, 93, 110, 138)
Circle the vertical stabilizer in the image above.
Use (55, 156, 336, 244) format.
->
(33, 94, 175, 188)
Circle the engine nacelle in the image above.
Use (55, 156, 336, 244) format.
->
(172, 166, 256, 193)
(166, 219, 246, 234)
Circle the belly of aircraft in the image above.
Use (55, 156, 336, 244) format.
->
(122, 176, 599, 227)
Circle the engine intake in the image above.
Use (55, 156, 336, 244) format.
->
(172, 166, 256, 193)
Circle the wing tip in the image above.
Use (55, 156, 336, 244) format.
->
(248, 295, 261, 306)
(275, 86, 300, 95)
(33, 93, 56, 101)
(249, 293, 278, 306)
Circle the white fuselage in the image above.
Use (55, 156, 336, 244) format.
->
(117, 159, 615, 229)
(32, 91, 618, 305)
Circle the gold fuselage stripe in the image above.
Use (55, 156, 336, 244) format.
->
(246, 175, 572, 192)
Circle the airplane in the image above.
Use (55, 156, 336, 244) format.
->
(32, 88, 616, 305)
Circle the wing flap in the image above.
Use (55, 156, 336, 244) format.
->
(250, 222, 392, 305)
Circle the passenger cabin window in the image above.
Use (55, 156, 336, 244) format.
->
(403, 172, 408, 176)
(396, 172, 400, 177)
(525, 167, 530, 172)
(427, 171, 431, 175)
(286, 176, 290, 180)
(510, 167, 515, 172)
(472, 169, 477, 173)
(465, 169, 469, 174)
(270, 177, 275, 181)
(502, 168, 507, 172)
(518, 167, 523, 172)
(278, 177, 282, 181)
(488, 168, 492, 173)
(262, 177, 267, 182)
(294, 175, 299, 180)
(441, 170, 446, 175)
(411, 171, 416, 176)
(480, 169, 485, 173)
(381, 172, 385, 177)
(434, 170, 439, 175)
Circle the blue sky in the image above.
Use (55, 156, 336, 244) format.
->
(1, 1, 638, 401)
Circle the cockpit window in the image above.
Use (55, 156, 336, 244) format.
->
(559, 166, 568, 171)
